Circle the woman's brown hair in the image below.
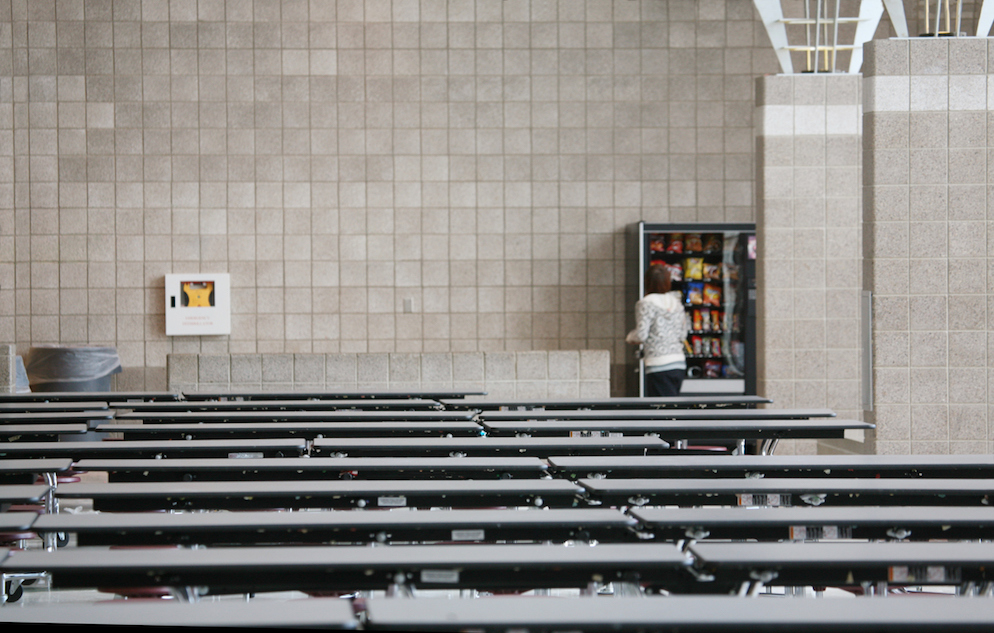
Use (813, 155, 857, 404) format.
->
(644, 264, 671, 295)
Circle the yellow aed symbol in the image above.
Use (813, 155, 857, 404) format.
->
(182, 281, 214, 307)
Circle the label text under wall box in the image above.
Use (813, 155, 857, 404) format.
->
(452, 529, 485, 541)
(421, 569, 459, 584)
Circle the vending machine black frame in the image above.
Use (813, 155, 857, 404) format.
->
(626, 222, 757, 397)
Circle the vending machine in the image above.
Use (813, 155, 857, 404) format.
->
(626, 222, 756, 396)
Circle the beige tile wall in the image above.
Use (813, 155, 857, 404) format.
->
(755, 73, 866, 456)
(0, 0, 779, 393)
(863, 37, 992, 455)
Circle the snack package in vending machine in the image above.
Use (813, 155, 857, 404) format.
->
(703, 234, 723, 254)
(704, 360, 722, 378)
(685, 233, 703, 253)
(686, 282, 704, 305)
(684, 258, 704, 280)
(703, 283, 721, 306)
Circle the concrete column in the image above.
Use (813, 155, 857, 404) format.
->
(755, 73, 866, 455)
(863, 38, 992, 455)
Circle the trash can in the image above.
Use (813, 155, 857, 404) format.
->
(23, 345, 122, 392)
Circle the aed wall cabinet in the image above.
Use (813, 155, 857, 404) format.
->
(165, 274, 231, 336)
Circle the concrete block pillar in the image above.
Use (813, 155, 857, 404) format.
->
(755, 73, 866, 455)
(863, 38, 992, 455)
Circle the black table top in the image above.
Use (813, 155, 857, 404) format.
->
(579, 478, 994, 506)
(35, 507, 630, 532)
(0, 484, 51, 503)
(0, 458, 74, 474)
(689, 540, 994, 586)
(311, 436, 671, 457)
(0, 438, 308, 459)
(478, 408, 838, 421)
(182, 390, 487, 401)
(439, 395, 773, 410)
(111, 398, 443, 411)
(0, 423, 89, 437)
(74, 456, 548, 481)
(0, 401, 110, 412)
(483, 419, 873, 439)
(0, 598, 358, 628)
(0, 458, 75, 485)
(0, 512, 37, 532)
(0, 410, 114, 423)
(363, 595, 994, 632)
(35, 508, 636, 546)
(0, 542, 691, 593)
(631, 506, 994, 541)
(55, 478, 584, 511)
(97, 420, 485, 439)
(0, 391, 179, 403)
(114, 409, 476, 423)
(549, 454, 994, 479)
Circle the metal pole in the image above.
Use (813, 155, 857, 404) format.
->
(813, 0, 823, 73)
(832, 0, 841, 72)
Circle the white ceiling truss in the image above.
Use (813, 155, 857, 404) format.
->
(753, 0, 909, 74)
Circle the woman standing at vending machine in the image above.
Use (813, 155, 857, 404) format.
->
(626, 264, 688, 397)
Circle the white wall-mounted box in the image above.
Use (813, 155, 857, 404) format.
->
(165, 273, 231, 336)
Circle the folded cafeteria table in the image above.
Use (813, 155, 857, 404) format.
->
(548, 454, 994, 479)
(182, 390, 485, 401)
(0, 458, 74, 485)
(0, 411, 114, 428)
(0, 424, 89, 441)
(0, 401, 109, 412)
(96, 420, 484, 440)
(0, 543, 693, 596)
(439, 395, 772, 410)
(0, 438, 307, 459)
(630, 506, 994, 542)
(54, 478, 584, 511)
(311, 436, 671, 457)
(482, 419, 874, 449)
(0, 599, 358, 629)
(114, 409, 476, 423)
(0, 485, 51, 507)
(362, 595, 994, 632)
(578, 477, 994, 507)
(0, 391, 178, 403)
(74, 456, 549, 482)
(34, 507, 637, 546)
(688, 541, 994, 594)
(110, 397, 443, 411)
(477, 408, 837, 421)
